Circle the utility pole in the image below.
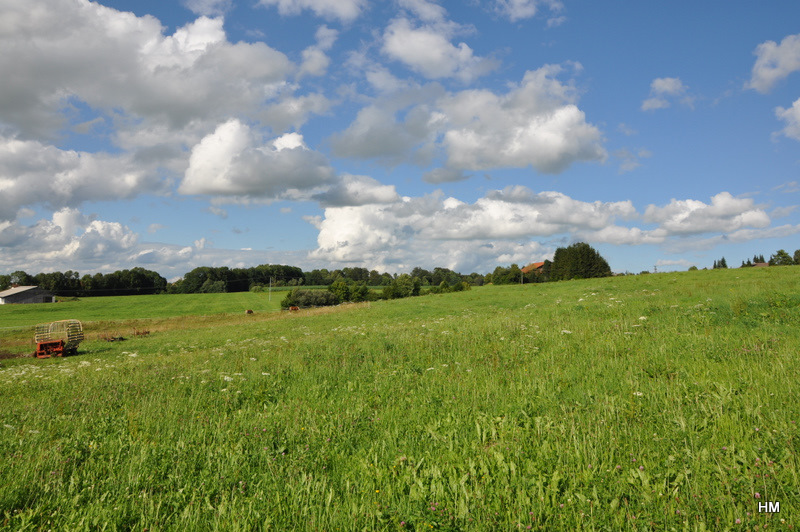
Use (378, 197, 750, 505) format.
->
(268, 276, 273, 302)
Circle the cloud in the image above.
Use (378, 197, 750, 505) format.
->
(772, 180, 800, 194)
(298, 25, 339, 78)
(643, 192, 770, 235)
(614, 148, 652, 174)
(382, 17, 499, 82)
(655, 258, 695, 268)
(257, 0, 366, 22)
(0, 136, 162, 221)
(641, 77, 690, 111)
(332, 65, 605, 174)
(747, 33, 800, 94)
(397, 0, 448, 22)
(439, 65, 606, 172)
(775, 98, 800, 141)
(0, 7, 292, 140)
(0, 208, 138, 269)
(313, 174, 401, 206)
(330, 98, 442, 164)
(662, 224, 800, 254)
(422, 168, 470, 183)
(183, 0, 232, 16)
(495, 0, 564, 22)
(305, 186, 789, 271)
(308, 185, 634, 271)
(179, 120, 335, 200)
(260, 93, 331, 133)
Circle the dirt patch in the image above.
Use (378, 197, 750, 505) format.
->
(0, 351, 26, 360)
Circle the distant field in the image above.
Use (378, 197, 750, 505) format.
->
(0, 291, 284, 330)
(1, 267, 799, 529)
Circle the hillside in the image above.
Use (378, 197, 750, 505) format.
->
(1, 267, 799, 529)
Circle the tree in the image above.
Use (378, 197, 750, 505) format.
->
(769, 249, 794, 266)
(794, 249, 800, 265)
(328, 279, 350, 303)
(550, 242, 612, 281)
(10, 270, 34, 286)
(0, 274, 9, 291)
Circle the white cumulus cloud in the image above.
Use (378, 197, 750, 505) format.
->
(179, 120, 335, 200)
(0, 136, 161, 221)
(382, 17, 498, 83)
(439, 65, 606, 172)
(331, 65, 605, 174)
(643, 192, 770, 235)
(747, 33, 800, 94)
(312, 174, 401, 207)
(775, 98, 800, 141)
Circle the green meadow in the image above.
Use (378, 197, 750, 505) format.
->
(1, 267, 799, 530)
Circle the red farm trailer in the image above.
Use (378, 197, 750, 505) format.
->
(33, 320, 84, 358)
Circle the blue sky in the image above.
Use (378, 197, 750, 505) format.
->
(1, 0, 799, 278)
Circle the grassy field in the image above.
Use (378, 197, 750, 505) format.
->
(1, 267, 799, 530)
(0, 292, 284, 329)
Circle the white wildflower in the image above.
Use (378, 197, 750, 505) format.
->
(561, 330, 573, 334)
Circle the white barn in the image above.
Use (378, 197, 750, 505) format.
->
(0, 286, 55, 304)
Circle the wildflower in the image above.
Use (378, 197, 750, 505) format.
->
(736, 519, 741, 524)
(561, 330, 572, 334)
(633, 391, 643, 396)
(754, 492, 761, 498)
(638, 316, 647, 320)
(639, 466, 644, 471)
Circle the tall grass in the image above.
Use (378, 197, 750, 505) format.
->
(1, 267, 798, 530)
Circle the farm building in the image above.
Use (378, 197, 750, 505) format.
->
(521, 262, 545, 275)
(0, 286, 55, 305)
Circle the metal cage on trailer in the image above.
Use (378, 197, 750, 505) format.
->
(33, 320, 84, 358)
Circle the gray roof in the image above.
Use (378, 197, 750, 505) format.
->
(0, 286, 44, 298)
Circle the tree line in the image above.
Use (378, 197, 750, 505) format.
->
(0, 242, 616, 297)
(0, 268, 167, 296)
(699, 249, 800, 270)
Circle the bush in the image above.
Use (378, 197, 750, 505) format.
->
(281, 288, 339, 309)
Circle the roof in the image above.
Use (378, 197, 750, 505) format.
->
(753, 262, 769, 267)
(521, 262, 545, 274)
(0, 286, 43, 298)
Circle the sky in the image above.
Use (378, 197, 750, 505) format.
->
(1, 0, 800, 279)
